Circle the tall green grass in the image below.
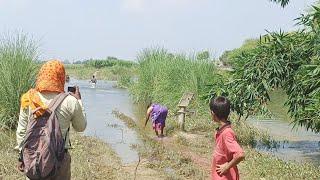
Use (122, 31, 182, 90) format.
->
(0, 33, 38, 129)
(132, 48, 218, 106)
(130, 48, 273, 143)
(131, 48, 222, 130)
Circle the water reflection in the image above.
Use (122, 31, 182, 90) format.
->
(249, 117, 320, 166)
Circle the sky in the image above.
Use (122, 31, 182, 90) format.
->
(0, 0, 317, 61)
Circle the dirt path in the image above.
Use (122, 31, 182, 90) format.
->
(158, 133, 212, 178)
(122, 160, 166, 180)
(113, 110, 213, 179)
(154, 134, 211, 171)
(180, 149, 211, 172)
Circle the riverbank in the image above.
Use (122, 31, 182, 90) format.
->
(0, 130, 167, 180)
(114, 111, 320, 180)
(0, 131, 124, 179)
(1, 83, 319, 180)
(126, 48, 320, 179)
(65, 64, 136, 88)
(2, 115, 318, 180)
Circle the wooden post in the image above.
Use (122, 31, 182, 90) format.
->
(177, 92, 194, 131)
(178, 107, 186, 131)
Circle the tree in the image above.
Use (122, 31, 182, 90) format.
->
(219, 39, 259, 67)
(211, 6, 320, 132)
(196, 51, 210, 60)
(270, 0, 290, 7)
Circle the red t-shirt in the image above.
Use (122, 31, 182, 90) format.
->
(211, 123, 244, 180)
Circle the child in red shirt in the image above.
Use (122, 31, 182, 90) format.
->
(210, 96, 245, 180)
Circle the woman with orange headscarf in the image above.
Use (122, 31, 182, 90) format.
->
(16, 60, 87, 180)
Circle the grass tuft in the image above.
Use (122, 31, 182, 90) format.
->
(0, 32, 38, 129)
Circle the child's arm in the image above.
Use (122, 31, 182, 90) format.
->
(216, 152, 245, 175)
(144, 107, 153, 127)
(216, 131, 245, 175)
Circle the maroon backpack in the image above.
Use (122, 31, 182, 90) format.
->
(20, 93, 69, 179)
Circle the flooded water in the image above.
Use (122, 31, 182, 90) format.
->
(66, 79, 320, 166)
(248, 117, 320, 166)
(67, 79, 140, 164)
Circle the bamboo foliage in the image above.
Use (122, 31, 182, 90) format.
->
(269, 0, 290, 7)
(214, 6, 320, 132)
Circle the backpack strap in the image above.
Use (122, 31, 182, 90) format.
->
(48, 93, 71, 148)
(48, 93, 69, 112)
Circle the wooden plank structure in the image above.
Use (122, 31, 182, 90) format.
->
(177, 92, 194, 131)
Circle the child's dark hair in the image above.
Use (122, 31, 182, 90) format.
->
(209, 96, 230, 120)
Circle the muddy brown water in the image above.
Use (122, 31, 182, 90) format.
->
(68, 79, 319, 166)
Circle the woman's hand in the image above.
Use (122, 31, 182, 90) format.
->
(216, 162, 229, 175)
(70, 86, 81, 100)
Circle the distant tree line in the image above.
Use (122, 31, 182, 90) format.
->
(83, 57, 136, 68)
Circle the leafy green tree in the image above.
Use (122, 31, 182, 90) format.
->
(196, 51, 210, 60)
(219, 39, 259, 67)
(270, 0, 290, 7)
(211, 6, 320, 132)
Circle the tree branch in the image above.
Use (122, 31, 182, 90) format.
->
(270, 0, 290, 7)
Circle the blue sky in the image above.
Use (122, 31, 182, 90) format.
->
(0, 0, 316, 61)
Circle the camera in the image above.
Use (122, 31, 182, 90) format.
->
(67, 86, 76, 93)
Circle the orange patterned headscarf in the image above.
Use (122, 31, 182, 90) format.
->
(21, 60, 66, 117)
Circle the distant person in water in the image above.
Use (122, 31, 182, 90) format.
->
(90, 75, 97, 88)
(90, 75, 97, 84)
(144, 103, 168, 138)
